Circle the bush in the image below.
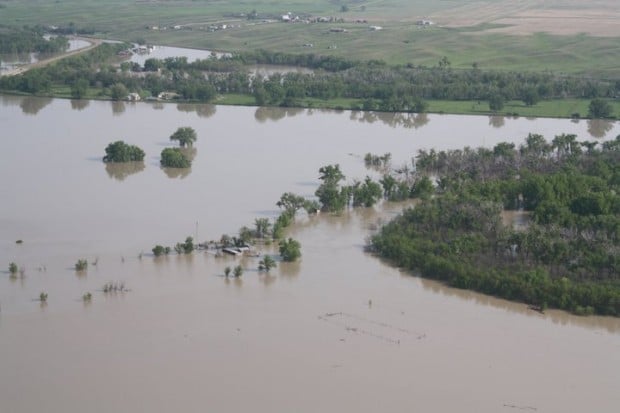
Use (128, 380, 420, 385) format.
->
(152, 245, 171, 256)
(161, 148, 191, 168)
(75, 259, 88, 271)
(258, 255, 277, 272)
(103, 140, 145, 162)
(279, 238, 301, 262)
(9, 262, 18, 274)
(174, 237, 194, 254)
(588, 99, 613, 118)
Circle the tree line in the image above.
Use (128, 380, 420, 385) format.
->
(0, 26, 68, 54)
(1, 45, 617, 117)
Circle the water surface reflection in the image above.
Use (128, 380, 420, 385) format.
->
(20, 96, 52, 115)
(489, 115, 505, 128)
(105, 161, 146, 181)
(587, 119, 614, 138)
(254, 106, 304, 122)
(177, 103, 217, 118)
(162, 166, 192, 179)
(111, 101, 125, 115)
(70, 99, 90, 111)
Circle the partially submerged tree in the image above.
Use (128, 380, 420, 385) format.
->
(152, 245, 171, 256)
(170, 126, 197, 147)
(103, 140, 145, 162)
(254, 218, 272, 239)
(351, 176, 383, 207)
(279, 238, 301, 262)
(258, 255, 277, 272)
(315, 164, 348, 213)
(75, 259, 88, 271)
(277, 192, 306, 216)
(161, 147, 191, 168)
(174, 237, 194, 254)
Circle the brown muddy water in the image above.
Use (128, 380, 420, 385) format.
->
(1, 95, 619, 412)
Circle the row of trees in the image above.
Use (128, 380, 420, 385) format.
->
(1, 45, 617, 117)
(0, 27, 68, 54)
(370, 134, 620, 316)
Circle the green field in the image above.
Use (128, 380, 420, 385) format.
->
(1, 0, 619, 77)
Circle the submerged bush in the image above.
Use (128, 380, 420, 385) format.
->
(160, 147, 191, 168)
(103, 140, 145, 162)
(75, 259, 88, 271)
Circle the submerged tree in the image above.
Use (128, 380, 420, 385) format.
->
(152, 245, 171, 256)
(9, 262, 18, 274)
(351, 176, 383, 207)
(315, 164, 348, 213)
(254, 218, 272, 239)
(279, 238, 301, 262)
(170, 126, 197, 147)
(103, 140, 145, 162)
(75, 259, 88, 271)
(174, 237, 194, 254)
(258, 255, 277, 272)
(161, 147, 191, 168)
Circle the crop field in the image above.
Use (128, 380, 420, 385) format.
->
(1, 0, 619, 76)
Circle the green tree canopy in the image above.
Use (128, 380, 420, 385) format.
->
(488, 93, 505, 112)
(161, 147, 191, 168)
(170, 127, 197, 147)
(279, 238, 301, 262)
(315, 164, 348, 213)
(588, 99, 613, 118)
(103, 140, 145, 163)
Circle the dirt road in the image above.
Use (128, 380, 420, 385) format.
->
(0, 37, 103, 77)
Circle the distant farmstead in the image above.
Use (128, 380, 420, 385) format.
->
(416, 19, 435, 26)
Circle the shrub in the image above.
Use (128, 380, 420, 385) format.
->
(161, 147, 191, 168)
(103, 140, 145, 162)
(279, 238, 301, 262)
(75, 259, 88, 271)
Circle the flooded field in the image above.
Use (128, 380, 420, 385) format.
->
(1, 95, 619, 412)
(127, 45, 226, 65)
(0, 38, 92, 75)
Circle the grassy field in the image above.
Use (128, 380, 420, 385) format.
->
(1, 0, 619, 77)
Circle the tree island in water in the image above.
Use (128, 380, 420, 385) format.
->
(371, 134, 620, 316)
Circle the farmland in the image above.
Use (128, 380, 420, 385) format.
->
(1, 0, 619, 77)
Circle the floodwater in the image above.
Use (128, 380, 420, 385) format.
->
(1, 95, 619, 412)
(0, 38, 92, 75)
(128, 45, 226, 65)
(125, 45, 308, 78)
